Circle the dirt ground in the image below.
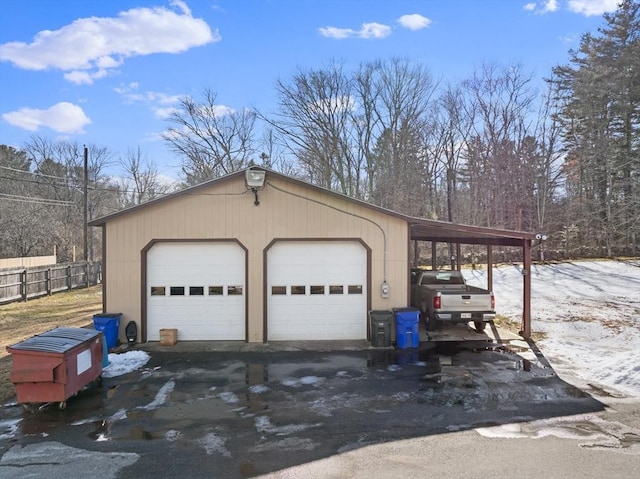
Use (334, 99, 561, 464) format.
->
(0, 286, 103, 404)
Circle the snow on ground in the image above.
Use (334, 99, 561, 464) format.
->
(102, 350, 150, 378)
(464, 260, 640, 398)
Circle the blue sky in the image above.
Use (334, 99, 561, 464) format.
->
(0, 0, 620, 179)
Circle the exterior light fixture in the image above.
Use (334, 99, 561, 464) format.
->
(245, 168, 266, 206)
(534, 233, 549, 262)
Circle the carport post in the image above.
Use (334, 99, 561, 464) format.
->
(520, 239, 532, 339)
(431, 242, 437, 270)
(456, 243, 461, 271)
(487, 245, 493, 292)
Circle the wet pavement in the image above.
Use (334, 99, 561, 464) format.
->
(0, 335, 608, 479)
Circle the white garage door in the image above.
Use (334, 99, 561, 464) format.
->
(147, 242, 245, 341)
(267, 241, 367, 340)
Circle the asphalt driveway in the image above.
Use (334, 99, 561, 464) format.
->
(0, 330, 611, 479)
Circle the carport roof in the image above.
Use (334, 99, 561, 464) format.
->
(408, 219, 536, 247)
(89, 167, 535, 246)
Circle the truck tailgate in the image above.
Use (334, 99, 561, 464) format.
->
(440, 291, 493, 312)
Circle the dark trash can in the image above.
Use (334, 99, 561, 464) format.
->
(369, 310, 392, 347)
(92, 313, 122, 350)
(393, 307, 420, 349)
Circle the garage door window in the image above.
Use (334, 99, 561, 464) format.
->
(329, 285, 343, 295)
(170, 286, 185, 296)
(348, 285, 363, 294)
(151, 286, 166, 296)
(271, 286, 287, 295)
(209, 286, 223, 295)
(227, 286, 243, 296)
(310, 285, 325, 295)
(291, 285, 306, 295)
(189, 286, 204, 296)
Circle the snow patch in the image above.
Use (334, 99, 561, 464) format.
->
(102, 351, 150, 378)
(198, 432, 231, 457)
(465, 261, 640, 397)
(248, 384, 270, 394)
(476, 414, 640, 453)
(138, 379, 175, 410)
(218, 392, 240, 404)
(165, 429, 182, 442)
(255, 416, 321, 435)
(281, 376, 325, 388)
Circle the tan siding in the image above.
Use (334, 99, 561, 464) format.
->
(103, 174, 409, 343)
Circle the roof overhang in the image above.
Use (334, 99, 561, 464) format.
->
(409, 218, 536, 247)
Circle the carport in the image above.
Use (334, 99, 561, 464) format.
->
(407, 218, 537, 339)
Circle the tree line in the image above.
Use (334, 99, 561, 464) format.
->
(1, 0, 638, 262)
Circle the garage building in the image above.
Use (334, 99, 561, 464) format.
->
(89, 167, 535, 344)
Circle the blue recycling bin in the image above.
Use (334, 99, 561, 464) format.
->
(92, 313, 122, 350)
(393, 308, 420, 349)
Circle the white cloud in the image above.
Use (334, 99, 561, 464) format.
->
(198, 104, 235, 117)
(524, 0, 559, 14)
(319, 22, 392, 40)
(567, 0, 620, 16)
(318, 26, 355, 39)
(0, 1, 218, 84)
(359, 22, 392, 39)
(398, 14, 432, 31)
(2, 102, 91, 134)
(114, 83, 184, 118)
(153, 107, 178, 119)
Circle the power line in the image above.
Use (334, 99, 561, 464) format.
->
(0, 173, 150, 195)
(0, 192, 75, 206)
(0, 174, 80, 190)
(0, 164, 69, 181)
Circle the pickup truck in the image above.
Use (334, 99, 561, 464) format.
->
(410, 269, 495, 332)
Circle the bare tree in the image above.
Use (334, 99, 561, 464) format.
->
(117, 146, 172, 207)
(265, 61, 361, 195)
(20, 136, 114, 261)
(359, 59, 438, 216)
(164, 89, 257, 186)
(459, 62, 538, 230)
(434, 84, 473, 223)
(530, 84, 565, 237)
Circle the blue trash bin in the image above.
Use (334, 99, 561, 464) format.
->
(92, 313, 122, 350)
(393, 308, 420, 349)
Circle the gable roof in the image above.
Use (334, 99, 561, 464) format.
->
(89, 167, 535, 247)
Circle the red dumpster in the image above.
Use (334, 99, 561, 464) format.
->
(6, 327, 103, 410)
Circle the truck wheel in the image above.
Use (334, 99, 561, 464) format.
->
(426, 315, 438, 331)
(474, 321, 486, 332)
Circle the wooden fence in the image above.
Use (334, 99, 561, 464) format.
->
(0, 261, 102, 305)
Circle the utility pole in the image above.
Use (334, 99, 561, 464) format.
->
(83, 145, 88, 263)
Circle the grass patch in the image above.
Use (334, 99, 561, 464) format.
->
(493, 314, 547, 342)
(0, 286, 103, 405)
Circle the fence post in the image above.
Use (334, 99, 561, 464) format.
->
(46, 268, 52, 296)
(21, 268, 27, 301)
(67, 265, 72, 290)
(85, 262, 90, 288)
